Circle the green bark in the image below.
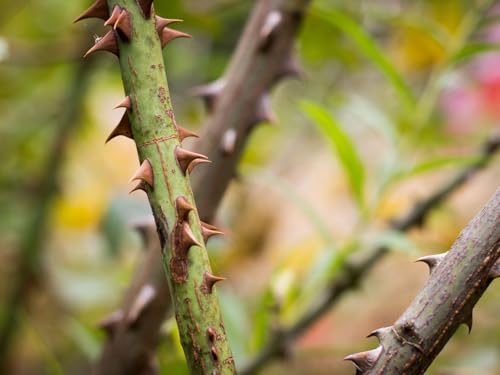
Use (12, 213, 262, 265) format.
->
(76, 1, 235, 373)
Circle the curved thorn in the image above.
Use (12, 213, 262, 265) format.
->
(114, 9, 132, 41)
(104, 5, 121, 27)
(129, 180, 147, 194)
(344, 346, 382, 373)
(415, 252, 447, 274)
(105, 113, 133, 143)
(160, 28, 192, 48)
(367, 326, 391, 343)
(201, 221, 224, 243)
(187, 158, 212, 173)
(463, 311, 473, 334)
(129, 159, 154, 188)
(202, 272, 226, 294)
(84, 31, 119, 58)
(113, 96, 132, 110)
(136, 0, 153, 19)
(177, 125, 199, 141)
(489, 260, 500, 280)
(74, 0, 108, 23)
(155, 16, 183, 33)
(175, 196, 194, 220)
(182, 221, 202, 249)
(175, 146, 208, 175)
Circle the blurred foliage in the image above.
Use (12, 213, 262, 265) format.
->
(0, 0, 499, 374)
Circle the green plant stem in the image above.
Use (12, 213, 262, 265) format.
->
(97, 1, 236, 372)
(0, 58, 96, 372)
(95, 0, 310, 372)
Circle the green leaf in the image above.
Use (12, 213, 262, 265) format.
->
(451, 42, 500, 65)
(313, 5, 415, 110)
(301, 100, 365, 209)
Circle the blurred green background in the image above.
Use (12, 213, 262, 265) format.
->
(0, 0, 499, 374)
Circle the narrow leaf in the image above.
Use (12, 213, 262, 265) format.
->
(301, 100, 365, 209)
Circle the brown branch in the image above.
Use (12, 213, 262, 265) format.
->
(0, 58, 97, 372)
(95, 0, 311, 372)
(345, 188, 500, 374)
(239, 135, 500, 375)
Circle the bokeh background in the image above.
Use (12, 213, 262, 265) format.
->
(0, 0, 499, 374)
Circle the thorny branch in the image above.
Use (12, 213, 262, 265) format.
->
(95, 0, 311, 373)
(239, 135, 500, 375)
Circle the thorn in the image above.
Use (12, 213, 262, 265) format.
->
(259, 10, 282, 50)
(416, 252, 447, 274)
(84, 31, 119, 58)
(98, 309, 124, 336)
(129, 180, 147, 194)
(106, 113, 133, 143)
(181, 221, 202, 249)
(187, 158, 212, 173)
(74, 0, 109, 23)
(367, 326, 391, 343)
(160, 28, 191, 48)
(221, 128, 237, 155)
(104, 5, 122, 27)
(344, 346, 382, 374)
(175, 146, 208, 175)
(463, 311, 473, 334)
(276, 53, 305, 81)
(175, 196, 194, 220)
(253, 94, 277, 125)
(155, 16, 183, 34)
(202, 272, 226, 294)
(176, 125, 199, 141)
(114, 8, 132, 41)
(130, 159, 154, 188)
(128, 217, 156, 245)
(114, 96, 132, 110)
(191, 79, 226, 113)
(127, 284, 157, 325)
(200, 221, 224, 243)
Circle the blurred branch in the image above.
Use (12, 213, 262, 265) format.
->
(346, 188, 499, 374)
(239, 134, 500, 375)
(0, 58, 97, 371)
(95, 0, 311, 373)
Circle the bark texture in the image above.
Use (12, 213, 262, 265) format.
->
(346, 188, 500, 374)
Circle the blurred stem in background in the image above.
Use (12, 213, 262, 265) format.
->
(0, 57, 97, 372)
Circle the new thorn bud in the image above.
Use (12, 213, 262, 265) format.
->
(98, 309, 124, 337)
(221, 128, 237, 155)
(130, 159, 154, 188)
